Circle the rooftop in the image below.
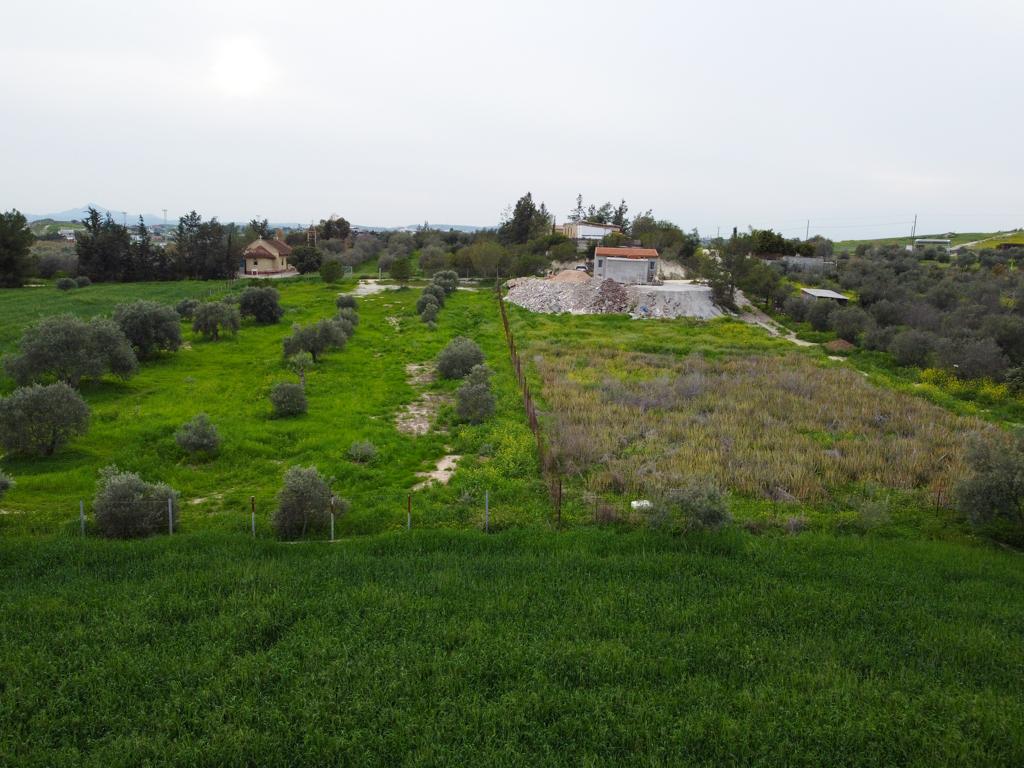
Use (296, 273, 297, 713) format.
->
(594, 246, 659, 259)
(801, 288, 848, 300)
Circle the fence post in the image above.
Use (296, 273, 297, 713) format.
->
(407, 494, 411, 530)
(330, 497, 336, 542)
(485, 489, 489, 533)
(167, 496, 174, 535)
(250, 495, 256, 538)
(79, 500, 85, 537)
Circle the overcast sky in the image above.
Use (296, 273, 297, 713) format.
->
(2, 0, 1021, 239)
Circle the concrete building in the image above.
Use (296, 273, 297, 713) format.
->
(243, 229, 294, 276)
(593, 246, 659, 284)
(558, 221, 621, 251)
(913, 238, 952, 253)
(800, 287, 848, 304)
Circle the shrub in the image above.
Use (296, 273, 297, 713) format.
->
(56, 277, 76, 291)
(283, 319, 348, 362)
(175, 414, 220, 457)
(0, 471, 13, 500)
(113, 300, 183, 358)
(416, 294, 440, 314)
(955, 432, 1024, 535)
(939, 337, 1009, 381)
(93, 465, 179, 539)
(270, 382, 307, 417)
(1006, 366, 1024, 396)
(239, 286, 284, 324)
(192, 301, 241, 340)
(2, 314, 137, 387)
(455, 364, 495, 424)
(334, 317, 354, 338)
(335, 294, 358, 310)
(347, 441, 378, 463)
(0, 382, 90, 456)
(829, 306, 872, 343)
(420, 303, 439, 323)
(782, 296, 807, 322)
(436, 336, 484, 379)
(807, 300, 836, 331)
(432, 270, 459, 295)
(175, 298, 199, 320)
(74, 276, 91, 288)
(388, 256, 412, 285)
(273, 465, 331, 540)
(337, 306, 359, 326)
(320, 258, 344, 284)
(889, 329, 935, 368)
(422, 284, 446, 306)
(658, 484, 731, 530)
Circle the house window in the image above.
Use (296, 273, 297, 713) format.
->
(597, 259, 603, 267)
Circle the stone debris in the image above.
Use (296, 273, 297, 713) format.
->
(505, 275, 725, 320)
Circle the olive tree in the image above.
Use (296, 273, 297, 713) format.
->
(93, 465, 179, 539)
(283, 319, 348, 362)
(436, 336, 484, 379)
(273, 465, 331, 539)
(270, 382, 307, 417)
(0, 382, 90, 456)
(432, 270, 459, 295)
(956, 431, 1024, 534)
(192, 301, 241, 340)
(455, 364, 495, 424)
(239, 286, 284, 324)
(335, 294, 358, 310)
(113, 300, 182, 358)
(2, 314, 137, 387)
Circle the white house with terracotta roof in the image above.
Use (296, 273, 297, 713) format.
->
(243, 230, 294, 276)
(593, 246, 659, 284)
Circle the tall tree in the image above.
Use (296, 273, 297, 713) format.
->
(176, 212, 237, 279)
(568, 194, 586, 223)
(499, 193, 551, 245)
(0, 209, 35, 288)
(76, 207, 131, 282)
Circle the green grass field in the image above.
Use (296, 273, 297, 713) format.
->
(2, 529, 1022, 767)
(2, 278, 1023, 765)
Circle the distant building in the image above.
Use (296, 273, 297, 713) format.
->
(243, 229, 294, 276)
(558, 221, 621, 251)
(913, 238, 951, 253)
(800, 288, 848, 304)
(593, 246, 659, 284)
(58, 228, 77, 241)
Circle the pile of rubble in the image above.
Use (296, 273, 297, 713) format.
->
(505, 273, 724, 320)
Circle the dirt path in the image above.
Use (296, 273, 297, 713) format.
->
(735, 291, 817, 347)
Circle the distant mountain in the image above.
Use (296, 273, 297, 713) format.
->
(354, 223, 493, 233)
(26, 204, 170, 225)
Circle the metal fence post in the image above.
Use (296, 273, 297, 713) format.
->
(79, 500, 85, 537)
(485, 490, 489, 533)
(330, 497, 336, 542)
(168, 497, 174, 535)
(250, 495, 256, 538)
(407, 494, 411, 530)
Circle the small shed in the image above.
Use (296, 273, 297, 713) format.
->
(800, 288, 848, 304)
(593, 246, 659, 284)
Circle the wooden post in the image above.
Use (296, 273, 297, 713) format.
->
(250, 496, 256, 538)
(557, 476, 563, 527)
(79, 500, 85, 537)
(167, 497, 174, 535)
(330, 497, 335, 542)
(485, 490, 489, 533)
(407, 494, 411, 530)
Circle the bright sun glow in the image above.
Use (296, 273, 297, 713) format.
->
(209, 37, 279, 98)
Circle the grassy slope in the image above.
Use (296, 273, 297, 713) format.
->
(0, 280, 545, 535)
(833, 232, 997, 251)
(1, 529, 1021, 767)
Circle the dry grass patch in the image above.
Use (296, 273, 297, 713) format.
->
(537, 350, 1004, 504)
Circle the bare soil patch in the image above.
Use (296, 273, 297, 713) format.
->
(396, 363, 450, 436)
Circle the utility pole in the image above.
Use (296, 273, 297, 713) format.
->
(910, 213, 918, 240)
(162, 208, 167, 227)
(806, 219, 810, 240)
(121, 211, 127, 227)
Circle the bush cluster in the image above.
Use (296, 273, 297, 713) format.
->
(239, 286, 284, 324)
(175, 414, 220, 457)
(192, 301, 241, 340)
(270, 382, 308, 417)
(456, 364, 496, 424)
(273, 465, 331, 540)
(93, 465, 179, 539)
(436, 336, 484, 379)
(114, 300, 182, 358)
(418, 270, 458, 324)
(175, 298, 199, 320)
(56, 277, 77, 291)
(347, 441, 378, 463)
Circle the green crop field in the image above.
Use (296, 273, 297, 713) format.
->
(1, 277, 1022, 765)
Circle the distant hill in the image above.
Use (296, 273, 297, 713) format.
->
(26, 204, 169, 225)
